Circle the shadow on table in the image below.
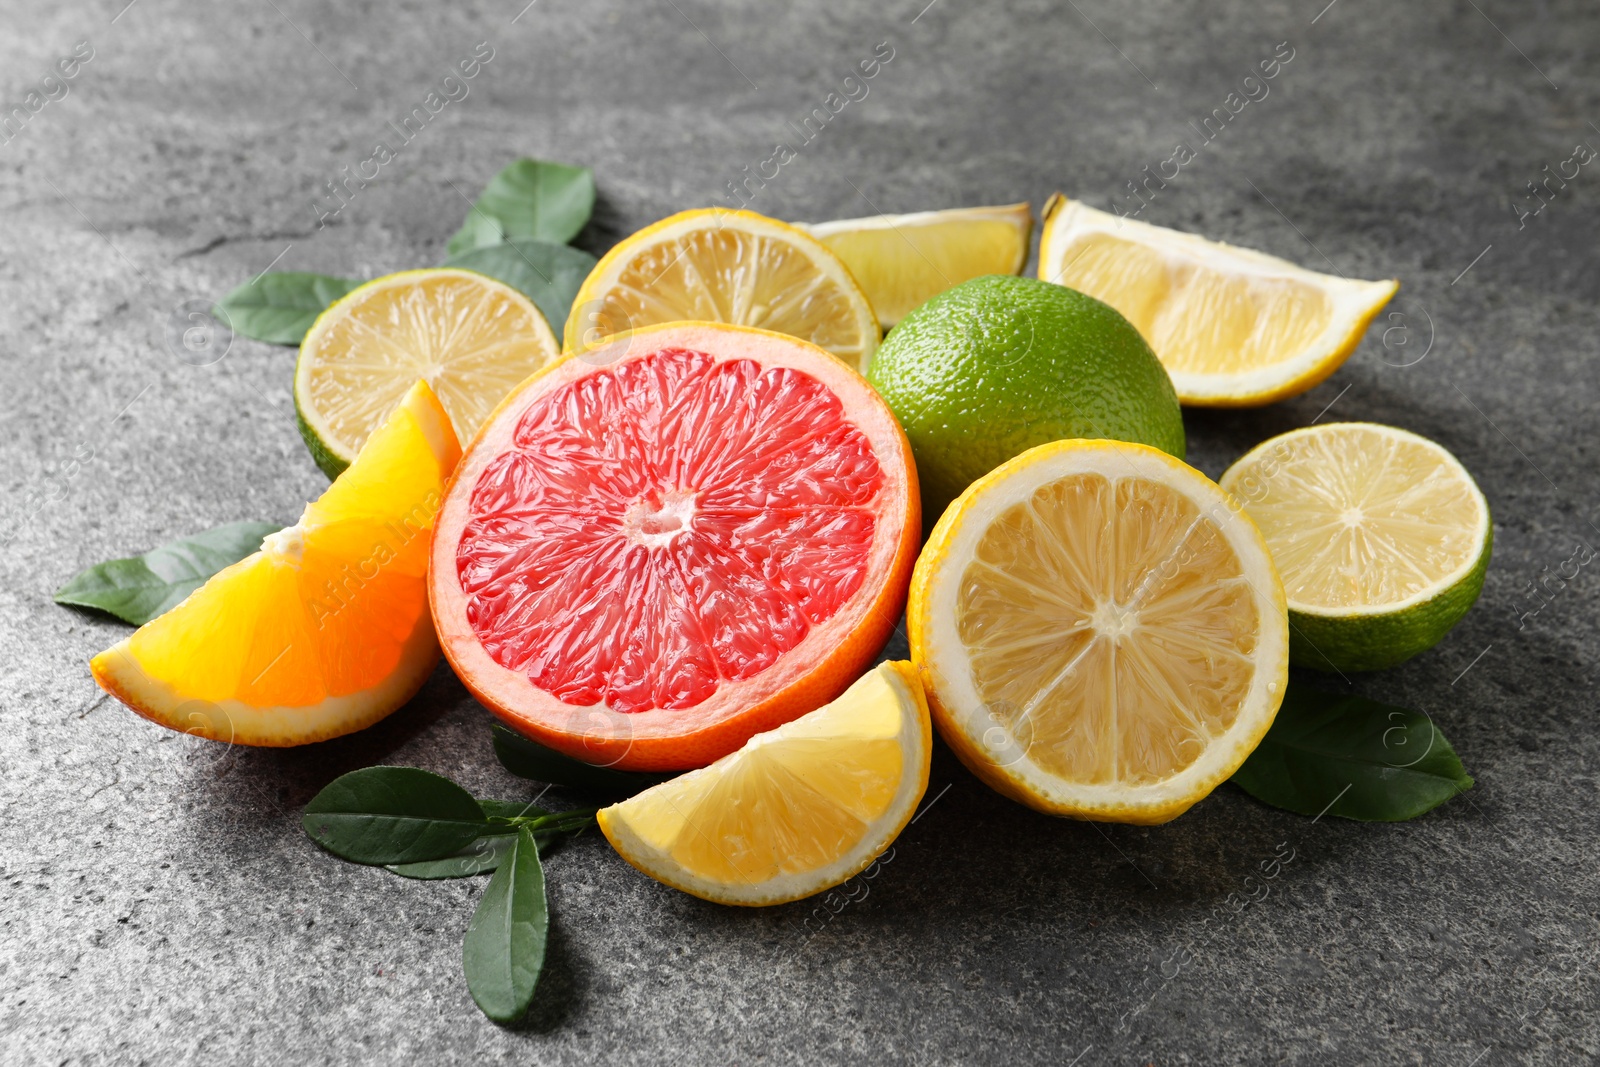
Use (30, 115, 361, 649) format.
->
(163, 659, 465, 837)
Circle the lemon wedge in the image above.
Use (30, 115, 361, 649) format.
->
(1038, 195, 1397, 406)
(802, 203, 1033, 327)
(597, 661, 931, 905)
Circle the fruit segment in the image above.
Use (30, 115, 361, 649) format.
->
(1037, 196, 1397, 406)
(802, 203, 1033, 326)
(1050, 231, 1330, 377)
(598, 660, 931, 905)
(91, 380, 461, 746)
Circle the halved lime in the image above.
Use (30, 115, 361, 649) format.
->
(1219, 422, 1492, 672)
(294, 268, 560, 478)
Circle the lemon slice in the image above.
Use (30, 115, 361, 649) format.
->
(908, 439, 1288, 824)
(92, 380, 461, 746)
(597, 661, 931, 906)
(564, 208, 880, 372)
(1037, 196, 1398, 406)
(1220, 422, 1492, 672)
(801, 203, 1033, 327)
(295, 268, 559, 478)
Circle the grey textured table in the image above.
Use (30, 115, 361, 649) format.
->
(3, 1, 1597, 1064)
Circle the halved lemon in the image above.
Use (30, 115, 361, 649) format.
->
(295, 268, 559, 478)
(908, 439, 1288, 824)
(1037, 195, 1398, 406)
(801, 203, 1033, 327)
(597, 661, 931, 906)
(1219, 422, 1492, 672)
(91, 380, 461, 746)
(564, 208, 880, 372)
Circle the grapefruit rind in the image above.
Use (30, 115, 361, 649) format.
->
(429, 322, 919, 772)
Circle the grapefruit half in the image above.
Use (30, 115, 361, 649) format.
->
(429, 322, 920, 771)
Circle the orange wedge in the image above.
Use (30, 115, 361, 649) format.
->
(91, 380, 461, 746)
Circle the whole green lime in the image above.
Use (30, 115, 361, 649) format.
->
(867, 276, 1186, 525)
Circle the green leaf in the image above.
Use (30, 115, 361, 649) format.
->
(1231, 683, 1474, 822)
(388, 833, 522, 879)
(213, 272, 362, 345)
(387, 824, 565, 880)
(492, 724, 668, 797)
(463, 825, 548, 1023)
(302, 767, 489, 865)
(446, 159, 595, 255)
(55, 521, 281, 625)
(443, 241, 596, 334)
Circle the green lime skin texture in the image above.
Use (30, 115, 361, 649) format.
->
(866, 275, 1186, 527)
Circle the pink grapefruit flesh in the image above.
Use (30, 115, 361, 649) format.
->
(430, 323, 919, 771)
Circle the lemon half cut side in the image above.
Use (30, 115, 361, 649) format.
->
(909, 439, 1289, 824)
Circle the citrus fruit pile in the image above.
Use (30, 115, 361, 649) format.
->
(598, 660, 931, 906)
(82, 162, 1489, 922)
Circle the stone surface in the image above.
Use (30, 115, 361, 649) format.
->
(2, 1, 1598, 1064)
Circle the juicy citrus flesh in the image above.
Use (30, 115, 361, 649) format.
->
(1038, 197, 1398, 406)
(1050, 231, 1331, 376)
(803, 203, 1033, 326)
(431, 322, 919, 771)
(91, 380, 461, 746)
(1221, 424, 1488, 613)
(566, 209, 879, 372)
(961, 475, 1259, 785)
(1219, 423, 1492, 672)
(911, 440, 1288, 823)
(297, 269, 559, 472)
(456, 347, 884, 714)
(598, 660, 931, 906)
